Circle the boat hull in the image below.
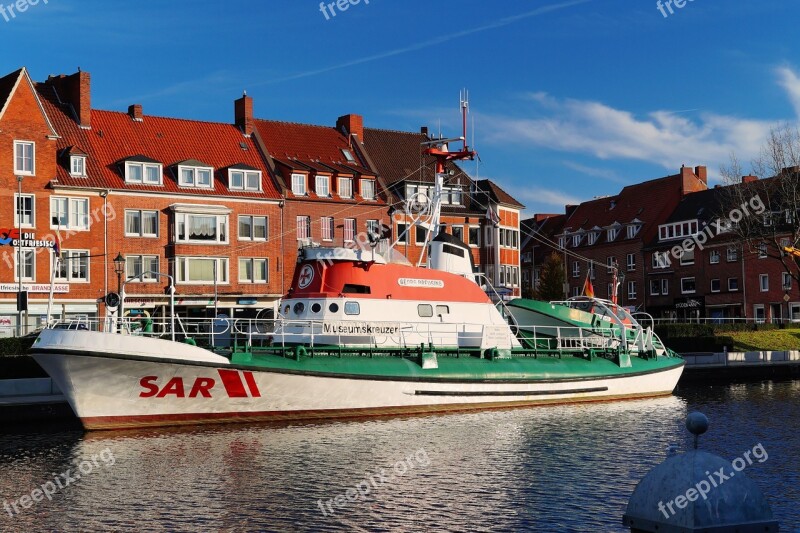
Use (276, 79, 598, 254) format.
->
(31, 330, 685, 431)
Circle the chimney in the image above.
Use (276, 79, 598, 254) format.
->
(235, 92, 254, 136)
(694, 165, 707, 184)
(742, 175, 758, 184)
(421, 126, 429, 137)
(128, 104, 143, 122)
(48, 70, 91, 128)
(336, 114, 364, 140)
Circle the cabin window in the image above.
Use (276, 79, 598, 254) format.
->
(344, 301, 360, 315)
(436, 305, 450, 315)
(342, 284, 371, 294)
(443, 243, 465, 257)
(418, 304, 433, 317)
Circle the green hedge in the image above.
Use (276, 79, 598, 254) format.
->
(655, 324, 715, 338)
(0, 336, 35, 357)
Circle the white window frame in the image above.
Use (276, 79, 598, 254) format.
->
(341, 149, 355, 162)
(587, 232, 598, 246)
(759, 274, 769, 292)
(709, 250, 720, 264)
(572, 261, 580, 278)
(54, 249, 90, 283)
(125, 161, 162, 185)
(627, 253, 636, 272)
(228, 169, 262, 191)
(727, 246, 738, 262)
(14, 141, 35, 175)
(650, 280, 661, 296)
(14, 248, 35, 282)
(758, 243, 767, 258)
(366, 219, 380, 239)
(754, 304, 766, 324)
(291, 173, 307, 196)
(468, 226, 480, 248)
(658, 220, 699, 242)
(338, 177, 353, 199)
(607, 256, 615, 274)
(238, 215, 268, 242)
(396, 223, 408, 244)
(176, 257, 229, 285)
(607, 227, 619, 242)
(175, 213, 229, 244)
(178, 164, 214, 189)
(321, 217, 334, 242)
(652, 251, 670, 269)
(361, 179, 376, 200)
(661, 279, 669, 295)
(627, 224, 641, 239)
(296, 216, 311, 241)
(126, 255, 160, 283)
(710, 278, 721, 293)
(315, 175, 331, 197)
(627, 281, 637, 300)
(70, 155, 86, 177)
(680, 248, 695, 266)
(124, 209, 159, 238)
(238, 258, 269, 284)
(344, 218, 356, 243)
(15, 193, 35, 228)
(681, 277, 696, 294)
(728, 278, 739, 292)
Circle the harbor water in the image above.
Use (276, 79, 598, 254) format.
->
(0, 381, 798, 532)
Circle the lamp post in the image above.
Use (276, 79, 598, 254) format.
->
(113, 252, 125, 295)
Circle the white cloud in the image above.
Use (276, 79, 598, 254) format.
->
(777, 66, 800, 118)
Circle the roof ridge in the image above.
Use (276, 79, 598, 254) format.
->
(254, 118, 340, 131)
(364, 126, 428, 136)
(92, 108, 240, 128)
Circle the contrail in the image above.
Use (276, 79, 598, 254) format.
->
(258, 0, 593, 86)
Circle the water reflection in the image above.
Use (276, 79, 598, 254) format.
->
(0, 382, 797, 532)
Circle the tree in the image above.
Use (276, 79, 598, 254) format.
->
(534, 252, 566, 301)
(720, 125, 800, 285)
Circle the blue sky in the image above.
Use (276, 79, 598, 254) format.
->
(2, 0, 799, 215)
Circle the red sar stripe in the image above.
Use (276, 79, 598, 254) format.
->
(243, 371, 261, 398)
(217, 369, 248, 398)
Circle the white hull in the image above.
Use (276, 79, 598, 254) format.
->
(32, 330, 684, 430)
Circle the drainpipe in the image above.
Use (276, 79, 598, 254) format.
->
(741, 243, 747, 320)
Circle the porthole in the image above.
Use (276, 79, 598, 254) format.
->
(329, 303, 339, 313)
(311, 303, 322, 313)
(293, 302, 305, 315)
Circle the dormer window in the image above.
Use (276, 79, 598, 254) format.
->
(607, 227, 619, 241)
(572, 233, 583, 247)
(178, 162, 214, 188)
(361, 179, 376, 200)
(315, 174, 330, 197)
(627, 224, 641, 239)
(228, 166, 261, 191)
(341, 149, 355, 162)
(291, 173, 307, 195)
(124, 156, 162, 185)
(70, 155, 86, 177)
(587, 231, 599, 245)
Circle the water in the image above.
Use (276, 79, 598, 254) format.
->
(0, 381, 798, 532)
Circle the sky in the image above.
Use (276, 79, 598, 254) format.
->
(2, 0, 800, 216)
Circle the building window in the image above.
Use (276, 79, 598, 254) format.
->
(396, 223, 408, 244)
(344, 218, 356, 243)
(607, 227, 619, 241)
(658, 220, 699, 241)
(606, 256, 616, 273)
(176, 257, 228, 284)
(760, 274, 769, 292)
(126, 255, 159, 282)
(728, 278, 739, 291)
(53, 197, 89, 231)
(296, 216, 311, 241)
(366, 219, 380, 240)
(338, 177, 353, 199)
(627, 224, 641, 239)
(790, 302, 800, 322)
(15, 249, 35, 281)
(709, 250, 720, 264)
(588, 232, 598, 245)
(572, 234, 583, 247)
(341, 149, 355, 162)
(626, 253, 636, 272)
(710, 278, 721, 293)
(70, 156, 86, 177)
(681, 277, 696, 294)
(55, 250, 89, 282)
(178, 164, 213, 188)
(321, 217, 334, 241)
(452, 225, 464, 242)
(754, 305, 766, 324)
(125, 161, 162, 184)
(783, 272, 792, 290)
(588, 264, 596, 280)
(727, 246, 738, 262)
(415, 225, 427, 245)
(680, 248, 695, 266)
(468, 226, 480, 248)
(628, 281, 637, 300)
(14, 141, 35, 175)
(15, 194, 35, 227)
(239, 258, 268, 284)
(652, 251, 670, 269)
(315, 175, 330, 197)
(572, 261, 580, 278)
(125, 210, 158, 237)
(661, 279, 669, 295)
(650, 280, 661, 296)
(361, 179, 376, 200)
(229, 169, 261, 191)
(757, 243, 767, 258)
(558, 236, 566, 249)
(176, 213, 228, 244)
(291, 173, 307, 195)
(238, 216, 268, 241)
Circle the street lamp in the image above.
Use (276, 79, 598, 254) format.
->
(16, 175, 24, 335)
(113, 252, 125, 294)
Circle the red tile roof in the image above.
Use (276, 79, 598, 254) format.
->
(255, 119, 368, 171)
(0, 68, 22, 118)
(475, 179, 525, 209)
(35, 82, 281, 199)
